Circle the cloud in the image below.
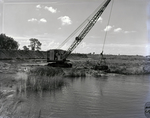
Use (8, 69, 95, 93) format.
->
(36, 4, 41, 9)
(113, 28, 136, 34)
(39, 18, 47, 23)
(98, 17, 103, 23)
(44, 6, 57, 13)
(28, 18, 38, 22)
(104, 25, 113, 32)
(124, 31, 136, 34)
(114, 28, 122, 33)
(28, 18, 47, 23)
(58, 16, 72, 25)
(124, 31, 129, 34)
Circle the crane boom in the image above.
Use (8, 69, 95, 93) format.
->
(47, 0, 112, 67)
(64, 0, 111, 59)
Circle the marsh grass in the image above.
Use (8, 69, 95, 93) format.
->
(66, 68, 86, 77)
(16, 79, 27, 94)
(72, 60, 97, 69)
(22, 66, 66, 91)
(72, 55, 150, 75)
(26, 75, 65, 91)
(29, 66, 64, 76)
(106, 57, 150, 74)
(0, 74, 17, 88)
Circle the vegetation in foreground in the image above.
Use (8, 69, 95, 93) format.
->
(0, 66, 67, 117)
(29, 66, 64, 76)
(26, 75, 65, 91)
(0, 89, 46, 118)
(26, 66, 66, 91)
(0, 89, 25, 117)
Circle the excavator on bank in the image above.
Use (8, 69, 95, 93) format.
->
(47, 0, 112, 70)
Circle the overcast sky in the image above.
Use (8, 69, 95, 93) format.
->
(0, 0, 149, 55)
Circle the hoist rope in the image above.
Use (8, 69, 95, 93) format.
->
(101, 0, 114, 53)
(57, 0, 107, 49)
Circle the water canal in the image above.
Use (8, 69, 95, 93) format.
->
(17, 74, 150, 118)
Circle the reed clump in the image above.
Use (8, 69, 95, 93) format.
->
(29, 66, 64, 76)
(26, 75, 65, 91)
(26, 66, 66, 91)
(66, 68, 86, 77)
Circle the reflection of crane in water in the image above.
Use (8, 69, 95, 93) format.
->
(95, 76, 108, 96)
(47, 0, 112, 68)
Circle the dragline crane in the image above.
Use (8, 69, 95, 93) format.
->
(47, 0, 111, 67)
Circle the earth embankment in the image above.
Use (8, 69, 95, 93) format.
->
(0, 50, 47, 59)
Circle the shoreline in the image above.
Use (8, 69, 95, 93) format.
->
(0, 55, 150, 75)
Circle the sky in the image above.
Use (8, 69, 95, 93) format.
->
(0, 0, 149, 55)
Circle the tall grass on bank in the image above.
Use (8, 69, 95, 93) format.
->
(71, 60, 97, 69)
(65, 68, 86, 77)
(25, 66, 66, 91)
(26, 75, 65, 91)
(29, 66, 64, 76)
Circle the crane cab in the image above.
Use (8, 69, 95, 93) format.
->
(47, 49, 67, 62)
(47, 49, 72, 67)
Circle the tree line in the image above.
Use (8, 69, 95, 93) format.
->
(0, 33, 42, 51)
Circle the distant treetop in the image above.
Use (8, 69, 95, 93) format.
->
(28, 38, 42, 51)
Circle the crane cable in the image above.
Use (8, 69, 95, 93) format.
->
(57, 0, 108, 49)
(101, 0, 114, 54)
(57, 19, 88, 49)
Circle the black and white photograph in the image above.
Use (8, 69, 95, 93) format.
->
(0, 0, 150, 117)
